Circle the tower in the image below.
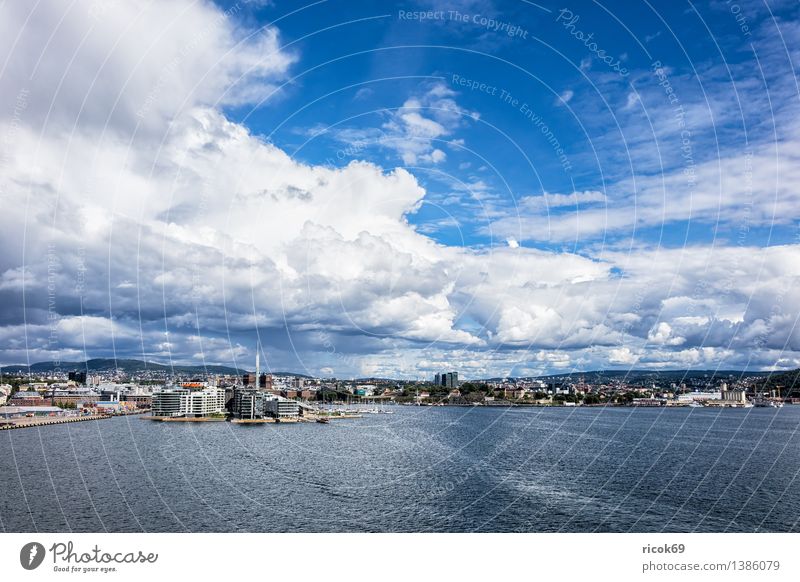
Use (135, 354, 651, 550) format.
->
(256, 344, 260, 390)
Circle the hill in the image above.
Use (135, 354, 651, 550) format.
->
(2, 358, 245, 376)
(480, 369, 765, 383)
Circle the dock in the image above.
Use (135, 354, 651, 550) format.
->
(0, 414, 111, 430)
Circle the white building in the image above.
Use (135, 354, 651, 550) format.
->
(151, 386, 225, 418)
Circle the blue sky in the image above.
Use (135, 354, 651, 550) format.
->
(224, 0, 800, 251)
(1, 0, 800, 378)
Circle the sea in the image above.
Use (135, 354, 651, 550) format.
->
(1, 405, 798, 532)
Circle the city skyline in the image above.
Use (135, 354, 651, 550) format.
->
(2, 0, 800, 380)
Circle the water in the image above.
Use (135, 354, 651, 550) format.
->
(1, 406, 799, 532)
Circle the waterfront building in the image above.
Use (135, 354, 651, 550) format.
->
(232, 388, 268, 420)
(0, 405, 66, 418)
(720, 385, 747, 404)
(151, 386, 225, 418)
(677, 392, 720, 404)
(631, 398, 666, 407)
(265, 396, 299, 419)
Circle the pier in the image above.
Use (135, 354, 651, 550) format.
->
(0, 414, 111, 430)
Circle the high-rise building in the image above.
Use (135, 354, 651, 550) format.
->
(242, 373, 257, 386)
(433, 372, 458, 388)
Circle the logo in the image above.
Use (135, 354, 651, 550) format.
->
(20, 542, 46, 570)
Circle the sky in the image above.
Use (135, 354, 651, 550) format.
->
(1, 0, 799, 379)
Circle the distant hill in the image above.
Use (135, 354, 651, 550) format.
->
(2, 358, 245, 376)
(479, 369, 766, 383)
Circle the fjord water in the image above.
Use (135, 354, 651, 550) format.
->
(2, 406, 798, 532)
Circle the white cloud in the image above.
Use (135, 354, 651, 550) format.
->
(2, 0, 800, 377)
(380, 83, 477, 165)
(609, 347, 639, 365)
(0, 0, 296, 139)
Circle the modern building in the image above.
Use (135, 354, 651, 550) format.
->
(265, 396, 299, 419)
(151, 386, 225, 418)
(433, 372, 459, 389)
(231, 388, 268, 420)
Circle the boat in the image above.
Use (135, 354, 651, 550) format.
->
(316, 417, 329, 424)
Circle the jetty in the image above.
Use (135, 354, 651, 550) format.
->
(0, 414, 111, 430)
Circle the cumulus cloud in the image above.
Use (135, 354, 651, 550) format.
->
(2, 0, 800, 377)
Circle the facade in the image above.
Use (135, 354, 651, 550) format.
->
(8, 391, 45, 407)
(265, 396, 299, 419)
(151, 388, 188, 417)
(232, 388, 268, 419)
(721, 387, 747, 404)
(120, 394, 152, 408)
(51, 393, 101, 407)
(151, 386, 225, 418)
